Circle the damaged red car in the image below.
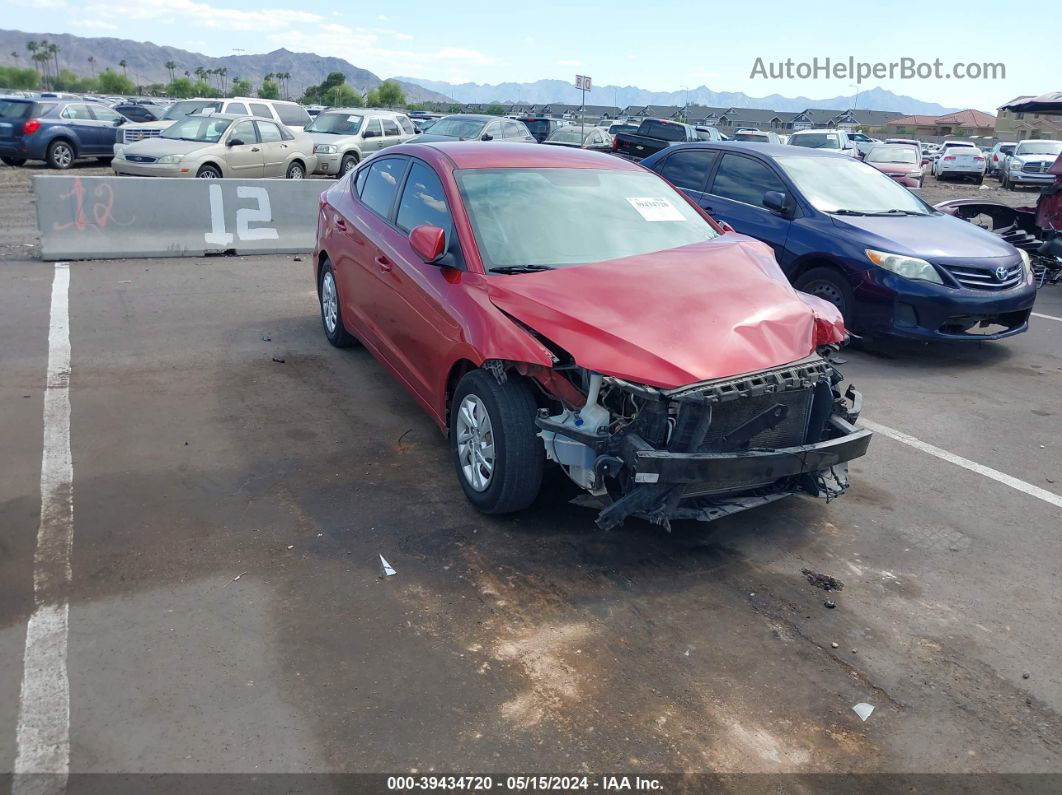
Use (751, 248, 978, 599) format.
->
(313, 143, 872, 529)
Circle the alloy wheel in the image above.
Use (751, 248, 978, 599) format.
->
(455, 394, 495, 492)
(321, 271, 338, 335)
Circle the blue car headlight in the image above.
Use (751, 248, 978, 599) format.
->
(865, 249, 943, 284)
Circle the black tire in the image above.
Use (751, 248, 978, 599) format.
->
(46, 139, 74, 170)
(318, 259, 356, 348)
(196, 164, 221, 178)
(976, 175, 984, 185)
(450, 369, 544, 515)
(795, 266, 856, 327)
(1, 155, 27, 167)
(340, 153, 358, 175)
(286, 160, 305, 179)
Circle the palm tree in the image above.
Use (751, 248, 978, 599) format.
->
(183, 70, 190, 78)
(48, 42, 60, 81)
(165, 60, 176, 82)
(87, 55, 96, 76)
(219, 67, 228, 94)
(119, 58, 127, 77)
(194, 66, 205, 82)
(281, 72, 291, 99)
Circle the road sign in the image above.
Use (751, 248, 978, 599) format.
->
(575, 75, 592, 91)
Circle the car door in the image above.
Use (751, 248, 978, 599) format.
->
(703, 152, 792, 260)
(380, 117, 403, 151)
(59, 103, 103, 153)
(360, 118, 384, 153)
(87, 104, 124, 151)
(223, 120, 265, 178)
(336, 156, 409, 352)
(656, 148, 720, 206)
(371, 158, 463, 407)
(254, 120, 287, 176)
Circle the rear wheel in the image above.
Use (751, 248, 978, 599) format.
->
(795, 266, 855, 327)
(1, 156, 27, 167)
(286, 160, 305, 179)
(450, 369, 543, 514)
(196, 164, 221, 178)
(46, 140, 74, 169)
(319, 259, 356, 348)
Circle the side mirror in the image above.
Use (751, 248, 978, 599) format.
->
(228, 138, 244, 147)
(113, 117, 124, 126)
(763, 190, 789, 215)
(481, 133, 493, 141)
(409, 225, 446, 263)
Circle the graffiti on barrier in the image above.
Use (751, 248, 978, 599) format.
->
(51, 176, 136, 232)
(205, 184, 280, 246)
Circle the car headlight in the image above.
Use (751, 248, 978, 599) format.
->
(906, 170, 923, 178)
(865, 249, 943, 284)
(156, 154, 183, 164)
(1009, 159, 1023, 170)
(1018, 247, 1031, 277)
(314, 144, 337, 154)
(114, 145, 126, 158)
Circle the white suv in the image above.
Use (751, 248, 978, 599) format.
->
(788, 128, 859, 156)
(116, 97, 311, 147)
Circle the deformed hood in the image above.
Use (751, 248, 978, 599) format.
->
(486, 236, 825, 389)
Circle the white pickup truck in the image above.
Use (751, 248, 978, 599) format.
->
(931, 140, 986, 183)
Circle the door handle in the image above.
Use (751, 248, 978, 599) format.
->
(251, 146, 260, 152)
(374, 255, 393, 271)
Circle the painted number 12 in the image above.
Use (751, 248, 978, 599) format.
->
(205, 184, 279, 245)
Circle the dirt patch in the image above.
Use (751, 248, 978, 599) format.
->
(801, 568, 844, 592)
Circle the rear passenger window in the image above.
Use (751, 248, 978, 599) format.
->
(257, 122, 282, 143)
(249, 103, 272, 119)
(382, 119, 401, 136)
(227, 103, 248, 115)
(396, 161, 452, 238)
(503, 120, 527, 139)
(660, 150, 718, 192)
(276, 103, 311, 127)
(360, 158, 407, 219)
(709, 154, 786, 208)
(60, 104, 92, 120)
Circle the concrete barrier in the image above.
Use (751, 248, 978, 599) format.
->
(34, 175, 325, 261)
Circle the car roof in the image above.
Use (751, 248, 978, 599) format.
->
(384, 141, 646, 170)
(441, 114, 497, 121)
(659, 141, 844, 158)
(791, 128, 843, 134)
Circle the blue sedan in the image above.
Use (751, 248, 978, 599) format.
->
(640, 142, 1037, 341)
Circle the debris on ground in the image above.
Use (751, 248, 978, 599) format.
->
(824, 599, 836, 609)
(853, 703, 875, 722)
(293, 256, 303, 262)
(803, 568, 844, 592)
(230, 571, 248, 583)
(1023, 672, 1031, 679)
(379, 555, 397, 577)
(272, 357, 286, 364)
(831, 642, 839, 648)
(262, 335, 271, 342)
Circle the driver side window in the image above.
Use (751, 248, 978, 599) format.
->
(230, 121, 258, 144)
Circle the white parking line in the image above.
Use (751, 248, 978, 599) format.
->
(861, 419, 1062, 510)
(13, 263, 73, 795)
(1032, 312, 1062, 323)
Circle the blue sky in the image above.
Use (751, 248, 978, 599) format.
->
(6, 0, 1043, 109)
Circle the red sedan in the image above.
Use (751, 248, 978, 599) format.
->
(313, 142, 871, 529)
(863, 144, 925, 188)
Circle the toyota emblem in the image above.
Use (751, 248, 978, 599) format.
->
(994, 266, 1009, 281)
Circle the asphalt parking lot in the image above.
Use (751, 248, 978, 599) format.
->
(2, 162, 1061, 783)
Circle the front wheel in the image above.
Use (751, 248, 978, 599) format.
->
(450, 369, 543, 514)
(286, 161, 305, 179)
(795, 267, 855, 328)
(340, 153, 359, 175)
(1, 155, 27, 167)
(318, 259, 356, 348)
(196, 165, 221, 178)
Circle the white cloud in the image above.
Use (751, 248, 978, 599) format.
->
(435, 47, 496, 66)
(558, 59, 581, 66)
(395, 33, 414, 41)
(377, 14, 388, 20)
(85, 0, 323, 32)
(71, 17, 118, 30)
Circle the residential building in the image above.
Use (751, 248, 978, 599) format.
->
(996, 95, 1062, 141)
(885, 109, 996, 139)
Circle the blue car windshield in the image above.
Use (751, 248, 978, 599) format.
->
(775, 155, 930, 215)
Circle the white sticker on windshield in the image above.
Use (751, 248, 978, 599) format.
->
(347, 115, 361, 122)
(626, 196, 684, 222)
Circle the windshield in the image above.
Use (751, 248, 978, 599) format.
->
(427, 117, 487, 139)
(865, 146, 918, 165)
(163, 100, 221, 121)
(791, 132, 840, 149)
(456, 168, 718, 270)
(734, 132, 769, 142)
(0, 100, 33, 119)
(161, 116, 232, 142)
(546, 127, 587, 144)
(523, 119, 552, 137)
(641, 121, 686, 141)
(1015, 141, 1062, 156)
(776, 155, 930, 215)
(305, 112, 363, 134)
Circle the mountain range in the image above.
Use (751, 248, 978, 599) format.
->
(397, 78, 962, 115)
(1, 28, 963, 115)
(0, 29, 452, 103)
